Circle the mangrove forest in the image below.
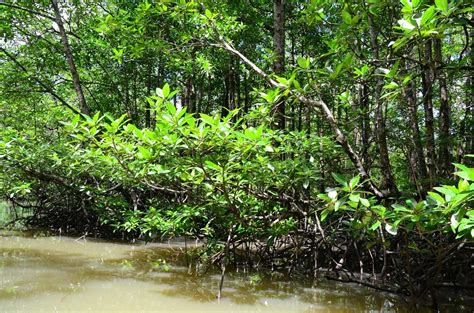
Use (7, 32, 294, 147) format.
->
(0, 0, 473, 311)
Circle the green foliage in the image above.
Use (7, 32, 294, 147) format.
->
(1, 86, 334, 242)
(0, 0, 472, 299)
(318, 161, 474, 240)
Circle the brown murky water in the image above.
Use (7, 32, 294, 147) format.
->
(0, 231, 462, 312)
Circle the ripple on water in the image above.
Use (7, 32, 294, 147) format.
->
(0, 233, 462, 313)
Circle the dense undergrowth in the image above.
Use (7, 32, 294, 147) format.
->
(1, 87, 472, 303)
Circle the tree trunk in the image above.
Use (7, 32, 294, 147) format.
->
(359, 83, 370, 169)
(405, 75, 428, 192)
(208, 19, 385, 197)
(421, 39, 437, 186)
(185, 75, 195, 113)
(433, 38, 451, 177)
(465, 17, 474, 165)
(51, 0, 89, 115)
(244, 73, 249, 114)
(369, 14, 398, 195)
(273, 0, 285, 129)
(145, 61, 152, 128)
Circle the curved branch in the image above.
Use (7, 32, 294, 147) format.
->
(0, 3, 55, 21)
(200, 5, 384, 197)
(0, 47, 81, 115)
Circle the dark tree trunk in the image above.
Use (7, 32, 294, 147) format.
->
(421, 40, 437, 186)
(145, 62, 152, 128)
(244, 73, 249, 114)
(51, 0, 89, 115)
(222, 73, 229, 116)
(273, 0, 285, 129)
(124, 70, 130, 120)
(369, 14, 398, 195)
(360, 84, 370, 169)
(185, 75, 195, 113)
(405, 76, 428, 192)
(132, 67, 138, 124)
(236, 60, 241, 111)
(433, 38, 451, 177)
(465, 18, 474, 165)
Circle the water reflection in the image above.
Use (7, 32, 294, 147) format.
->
(0, 232, 466, 312)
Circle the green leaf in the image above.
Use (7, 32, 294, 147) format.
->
(165, 102, 177, 116)
(400, 0, 413, 12)
(341, 10, 352, 24)
(317, 194, 331, 202)
(349, 193, 360, 203)
(412, 0, 421, 8)
(434, 0, 448, 13)
(370, 221, 381, 231)
(360, 198, 370, 207)
(162, 83, 170, 98)
(433, 186, 457, 200)
(321, 208, 330, 222)
(387, 60, 400, 78)
(200, 113, 218, 126)
(205, 160, 222, 171)
(420, 6, 436, 26)
(392, 203, 412, 212)
(453, 163, 474, 181)
(297, 56, 310, 69)
(427, 191, 445, 204)
(349, 175, 360, 189)
(205, 9, 213, 19)
(402, 75, 412, 86)
(137, 146, 151, 159)
(383, 82, 399, 89)
(331, 173, 347, 186)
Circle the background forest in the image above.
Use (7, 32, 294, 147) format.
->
(0, 0, 473, 306)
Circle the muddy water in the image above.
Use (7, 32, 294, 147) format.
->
(0, 231, 434, 312)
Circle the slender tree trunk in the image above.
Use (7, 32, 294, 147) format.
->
(222, 72, 229, 116)
(124, 70, 130, 120)
(369, 14, 398, 195)
(229, 61, 235, 111)
(421, 39, 437, 186)
(51, 0, 89, 115)
(244, 74, 249, 114)
(145, 62, 152, 128)
(433, 38, 451, 177)
(359, 84, 370, 169)
(273, 0, 285, 129)
(236, 60, 241, 110)
(185, 75, 195, 113)
(132, 67, 138, 124)
(465, 17, 474, 165)
(464, 77, 474, 163)
(206, 75, 211, 114)
(298, 101, 303, 132)
(405, 75, 428, 192)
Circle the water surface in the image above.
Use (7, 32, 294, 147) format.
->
(0, 231, 451, 312)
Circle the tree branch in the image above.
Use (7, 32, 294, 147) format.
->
(200, 5, 384, 197)
(0, 47, 82, 115)
(0, 2, 55, 21)
(51, 0, 90, 115)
